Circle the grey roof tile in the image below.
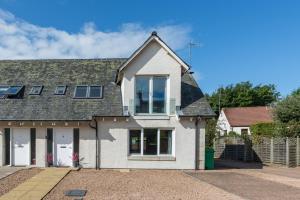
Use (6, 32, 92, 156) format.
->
(0, 59, 214, 120)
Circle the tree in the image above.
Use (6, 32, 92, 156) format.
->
(206, 81, 280, 115)
(205, 119, 217, 147)
(274, 91, 300, 137)
(274, 94, 300, 123)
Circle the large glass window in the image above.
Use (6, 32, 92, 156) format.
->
(160, 130, 172, 154)
(135, 77, 150, 113)
(129, 129, 173, 156)
(135, 76, 167, 114)
(129, 130, 141, 154)
(143, 129, 157, 155)
(153, 77, 167, 113)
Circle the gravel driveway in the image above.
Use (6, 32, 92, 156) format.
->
(44, 169, 242, 200)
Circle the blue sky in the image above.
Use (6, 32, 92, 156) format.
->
(0, 0, 299, 96)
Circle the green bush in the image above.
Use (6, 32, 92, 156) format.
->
(250, 122, 276, 143)
(228, 131, 239, 137)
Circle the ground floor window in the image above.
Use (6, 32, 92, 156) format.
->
(30, 128, 36, 165)
(4, 128, 10, 165)
(241, 129, 248, 136)
(129, 129, 174, 156)
(46, 128, 53, 166)
(73, 128, 80, 167)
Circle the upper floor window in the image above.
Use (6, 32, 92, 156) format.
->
(135, 76, 167, 114)
(0, 86, 24, 98)
(29, 86, 43, 95)
(74, 85, 103, 99)
(54, 86, 67, 95)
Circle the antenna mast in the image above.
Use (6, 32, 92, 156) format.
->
(188, 41, 200, 67)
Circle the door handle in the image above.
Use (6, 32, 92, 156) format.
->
(60, 146, 66, 148)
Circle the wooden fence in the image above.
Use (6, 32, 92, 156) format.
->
(214, 136, 300, 167)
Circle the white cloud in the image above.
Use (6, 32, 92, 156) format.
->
(0, 9, 191, 59)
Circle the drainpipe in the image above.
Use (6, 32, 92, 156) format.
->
(195, 115, 201, 170)
(89, 116, 99, 170)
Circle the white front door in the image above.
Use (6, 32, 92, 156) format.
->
(13, 128, 30, 166)
(54, 128, 73, 167)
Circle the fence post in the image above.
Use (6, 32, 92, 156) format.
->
(297, 136, 299, 166)
(286, 137, 289, 167)
(270, 137, 274, 164)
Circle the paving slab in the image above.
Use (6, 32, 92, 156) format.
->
(0, 167, 25, 179)
(0, 168, 70, 200)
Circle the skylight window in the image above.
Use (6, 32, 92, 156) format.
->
(74, 86, 103, 99)
(89, 86, 102, 98)
(0, 86, 24, 98)
(29, 86, 43, 95)
(55, 86, 67, 95)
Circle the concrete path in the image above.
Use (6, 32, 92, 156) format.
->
(0, 167, 25, 180)
(0, 168, 70, 200)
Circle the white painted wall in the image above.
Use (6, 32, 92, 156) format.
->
(99, 117, 205, 170)
(36, 128, 46, 167)
(0, 126, 96, 168)
(217, 111, 251, 136)
(121, 40, 182, 112)
(217, 110, 232, 136)
(79, 127, 96, 168)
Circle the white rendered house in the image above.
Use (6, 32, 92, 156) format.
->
(217, 106, 273, 136)
(0, 32, 214, 169)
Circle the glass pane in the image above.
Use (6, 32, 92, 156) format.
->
(153, 77, 166, 113)
(89, 86, 102, 98)
(129, 130, 141, 154)
(143, 129, 157, 155)
(135, 77, 150, 113)
(75, 86, 87, 98)
(30, 86, 42, 95)
(160, 130, 172, 154)
(7, 86, 22, 94)
(30, 128, 36, 165)
(55, 86, 66, 95)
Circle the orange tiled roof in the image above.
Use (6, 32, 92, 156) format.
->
(223, 106, 273, 127)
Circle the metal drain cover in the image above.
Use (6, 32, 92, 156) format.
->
(65, 189, 87, 197)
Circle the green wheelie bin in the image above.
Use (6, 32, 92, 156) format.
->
(205, 147, 215, 170)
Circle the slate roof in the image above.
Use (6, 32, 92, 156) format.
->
(0, 59, 214, 120)
(181, 72, 215, 117)
(223, 106, 273, 127)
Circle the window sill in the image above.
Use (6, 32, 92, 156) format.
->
(127, 155, 176, 161)
(133, 115, 170, 120)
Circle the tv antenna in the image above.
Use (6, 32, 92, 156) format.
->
(188, 41, 201, 67)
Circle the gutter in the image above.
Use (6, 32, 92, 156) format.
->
(194, 115, 201, 170)
(89, 116, 99, 170)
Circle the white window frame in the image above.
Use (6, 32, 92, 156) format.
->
(128, 128, 175, 157)
(134, 75, 169, 115)
(29, 85, 43, 95)
(54, 85, 67, 95)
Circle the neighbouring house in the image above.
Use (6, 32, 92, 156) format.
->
(0, 32, 214, 170)
(217, 106, 273, 136)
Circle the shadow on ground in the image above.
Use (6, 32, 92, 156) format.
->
(214, 159, 263, 170)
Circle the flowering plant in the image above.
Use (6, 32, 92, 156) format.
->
(47, 153, 53, 166)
